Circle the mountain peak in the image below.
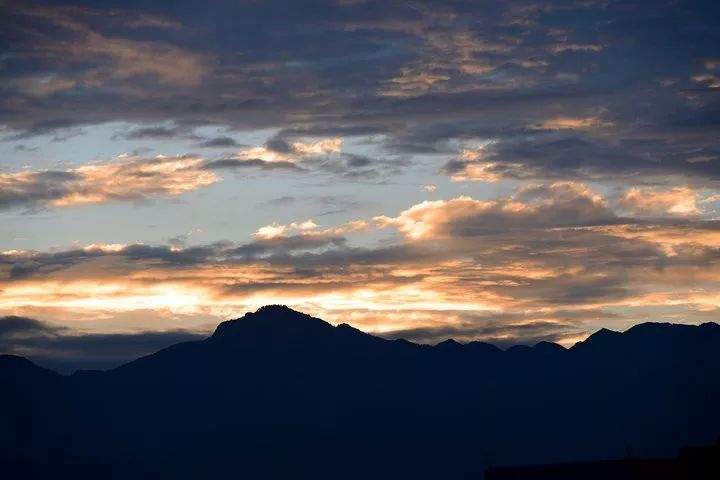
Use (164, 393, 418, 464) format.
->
(211, 305, 334, 341)
(255, 304, 303, 316)
(436, 338, 463, 350)
(576, 326, 620, 344)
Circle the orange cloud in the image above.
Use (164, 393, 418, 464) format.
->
(618, 186, 700, 217)
(530, 116, 611, 130)
(1, 133, 350, 211)
(18, 4, 209, 88)
(374, 182, 612, 240)
(2, 186, 719, 344)
(0, 155, 218, 209)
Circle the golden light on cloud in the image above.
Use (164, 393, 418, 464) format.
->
(237, 146, 293, 163)
(618, 186, 700, 216)
(253, 218, 367, 240)
(374, 194, 506, 240)
(597, 224, 720, 252)
(0, 135, 349, 212)
(291, 138, 343, 156)
(57, 156, 218, 206)
(2, 183, 719, 344)
(0, 156, 218, 210)
(235, 137, 342, 163)
(381, 69, 451, 97)
(450, 161, 506, 182)
(447, 143, 519, 183)
(22, 3, 209, 87)
(254, 220, 318, 239)
(375, 183, 610, 240)
(549, 43, 603, 53)
(531, 116, 610, 130)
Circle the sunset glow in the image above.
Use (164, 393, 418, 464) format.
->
(1, 0, 719, 365)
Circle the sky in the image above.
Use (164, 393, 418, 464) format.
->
(1, 0, 720, 371)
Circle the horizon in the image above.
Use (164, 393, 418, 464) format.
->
(5, 299, 720, 479)
(4, 303, 719, 374)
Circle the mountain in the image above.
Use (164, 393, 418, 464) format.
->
(2, 305, 719, 479)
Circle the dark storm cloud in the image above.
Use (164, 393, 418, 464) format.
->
(120, 243, 227, 265)
(0, 315, 205, 373)
(264, 135, 294, 154)
(231, 234, 347, 258)
(120, 125, 186, 140)
(202, 158, 304, 171)
(0, 315, 64, 337)
(298, 152, 410, 179)
(0, 232, 358, 279)
(0, 170, 79, 210)
(1, 0, 717, 182)
(443, 133, 720, 184)
(197, 136, 243, 148)
(380, 318, 582, 348)
(2, 246, 118, 279)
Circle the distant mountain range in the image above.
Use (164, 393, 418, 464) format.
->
(2, 305, 719, 479)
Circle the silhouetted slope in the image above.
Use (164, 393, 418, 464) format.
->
(0, 354, 60, 387)
(2, 306, 719, 479)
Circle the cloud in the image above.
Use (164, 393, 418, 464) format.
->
(529, 116, 611, 131)
(2, 182, 719, 352)
(203, 158, 303, 171)
(0, 315, 204, 373)
(0, 4, 696, 132)
(254, 219, 319, 240)
(291, 138, 343, 156)
(0, 155, 218, 210)
(1, 0, 720, 355)
(0, 0, 715, 189)
(243, 219, 368, 257)
(120, 126, 188, 140)
(10, 4, 208, 88)
(0, 133, 378, 212)
(374, 182, 615, 240)
(442, 135, 720, 185)
(198, 136, 243, 148)
(379, 314, 586, 347)
(201, 136, 345, 172)
(618, 186, 700, 217)
(0, 315, 64, 337)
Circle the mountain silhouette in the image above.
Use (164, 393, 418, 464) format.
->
(2, 305, 719, 479)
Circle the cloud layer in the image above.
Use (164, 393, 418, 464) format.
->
(2, 0, 718, 185)
(0, 155, 220, 210)
(0, 315, 203, 373)
(1, 0, 719, 367)
(2, 184, 719, 364)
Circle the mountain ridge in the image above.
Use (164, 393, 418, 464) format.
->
(2, 306, 719, 480)
(4, 305, 719, 376)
